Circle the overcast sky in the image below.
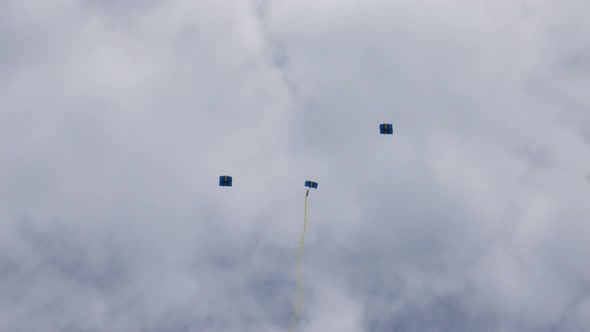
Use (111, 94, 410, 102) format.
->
(1, 1, 590, 331)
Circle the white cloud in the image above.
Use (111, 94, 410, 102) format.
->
(1, 0, 589, 330)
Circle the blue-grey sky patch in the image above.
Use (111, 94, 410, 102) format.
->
(1, 0, 590, 331)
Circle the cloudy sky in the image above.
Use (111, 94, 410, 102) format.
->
(1, 0, 590, 331)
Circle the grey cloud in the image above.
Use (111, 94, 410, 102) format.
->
(1, 0, 590, 331)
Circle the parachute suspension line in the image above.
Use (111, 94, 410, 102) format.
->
(289, 189, 310, 332)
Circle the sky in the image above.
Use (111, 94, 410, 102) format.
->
(1, 0, 590, 331)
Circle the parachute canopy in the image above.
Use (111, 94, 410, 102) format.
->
(305, 180, 318, 189)
(380, 123, 393, 134)
(219, 175, 233, 187)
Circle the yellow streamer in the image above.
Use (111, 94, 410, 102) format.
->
(289, 189, 309, 332)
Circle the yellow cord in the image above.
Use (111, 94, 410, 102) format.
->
(289, 189, 309, 331)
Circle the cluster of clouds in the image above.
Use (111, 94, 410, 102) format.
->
(1, 0, 590, 331)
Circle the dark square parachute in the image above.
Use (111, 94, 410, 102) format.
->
(305, 180, 318, 189)
(380, 123, 393, 134)
(219, 175, 233, 186)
